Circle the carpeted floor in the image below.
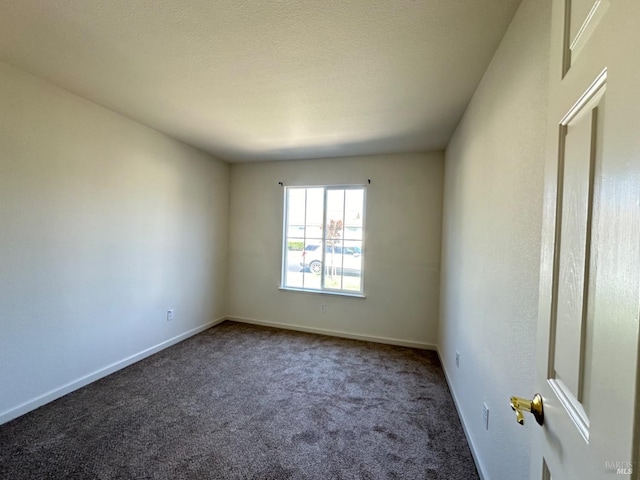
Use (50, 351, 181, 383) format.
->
(0, 321, 479, 479)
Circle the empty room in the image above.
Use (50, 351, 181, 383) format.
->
(1, 1, 639, 479)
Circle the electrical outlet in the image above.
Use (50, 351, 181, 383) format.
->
(166, 309, 175, 321)
(320, 304, 326, 313)
(455, 351, 460, 368)
(483, 403, 490, 430)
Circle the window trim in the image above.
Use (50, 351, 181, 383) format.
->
(280, 184, 367, 296)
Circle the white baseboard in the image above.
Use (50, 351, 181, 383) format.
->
(438, 347, 487, 480)
(226, 315, 437, 351)
(0, 316, 226, 425)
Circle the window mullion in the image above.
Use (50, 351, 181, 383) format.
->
(320, 187, 327, 289)
(341, 189, 346, 290)
(282, 189, 288, 288)
(302, 189, 308, 290)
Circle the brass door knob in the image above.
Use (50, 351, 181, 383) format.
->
(510, 393, 544, 426)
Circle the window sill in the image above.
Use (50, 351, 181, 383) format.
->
(278, 287, 366, 299)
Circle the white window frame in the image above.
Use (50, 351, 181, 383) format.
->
(280, 184, 366, 297)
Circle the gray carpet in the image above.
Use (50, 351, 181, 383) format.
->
(0, 321, 479, 479)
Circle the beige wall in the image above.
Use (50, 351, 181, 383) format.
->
(0, 61, 229, 423)
(439, 0, 551, 478)
(227, 153, 443, 348)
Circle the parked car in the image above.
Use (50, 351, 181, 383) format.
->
(300, 243, 362, 275)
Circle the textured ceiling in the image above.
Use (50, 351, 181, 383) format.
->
(0, 0, 522, 162)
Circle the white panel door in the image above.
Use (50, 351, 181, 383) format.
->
(529, 1, 640, 479)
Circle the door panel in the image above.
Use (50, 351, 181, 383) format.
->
(563, 0, 609, 75)
(549, 75, 604, 440)
(553, 93, 597, 402)
(532, 1, 640, 479)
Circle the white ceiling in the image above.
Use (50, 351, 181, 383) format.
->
(0, 0, 522, 162)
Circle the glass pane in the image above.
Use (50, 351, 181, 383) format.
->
(287, 225, 304, 238)
(287, 189, 306, 225)
(284, 188, 305, 288)
(284, 262, 302, 288)
(302, 240, 322, 290)
(322, 244, 343, 290)
(325, 188, 345, 253)
(284, 235, 304, 288)
(344, 189, 364, 241)
(342, 275, 361, 292)
(322, 241, 363, 292)
(341, 240, 362, 292)
(305, 188, 324, 240)
(326, 189, 345, 230)
(323, 189, 345, 291)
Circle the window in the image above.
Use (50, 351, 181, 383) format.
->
(282, 186, 365, 295)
